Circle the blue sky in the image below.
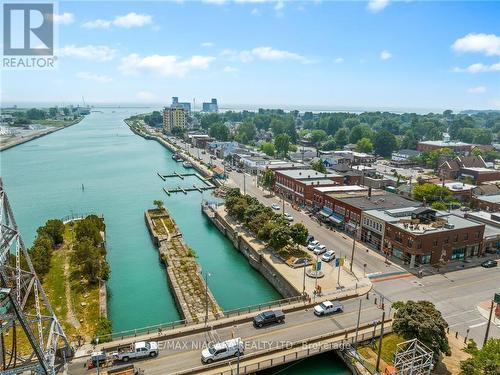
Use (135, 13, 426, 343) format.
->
(2, 0, 500, 111)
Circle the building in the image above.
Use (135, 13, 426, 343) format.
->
(417, 140, 473, 153)
(163, 107, 187, 133)
(274, 169, 343, 206)
(382, 208, 484, 267)
(464, 211, 500, 254)
(460, 167, 500, 184)
(171, 97, 191, 112)
(439, 181, 476, 202)
(202, 98, 218, 113)
(438, 155, 487, 180)
(472, 194, 500, 212)
(391, 149, 421, 166)
(319, 150, 376, 166)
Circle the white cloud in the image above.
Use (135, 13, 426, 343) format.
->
(467, 86, 487, 94)
(453, 62, 500, 73)
(52, 13, 75, 25)
(83, 12, 152, 29)
(222, 46, 313, 64)
(202, 0, 227, 4)
(58, 45, 117, 61)
(380, 50, 392, 60)
(119, 54, 215, 77)
(334, 57, 344, 64)
(251, 8, 260, 15)
(451, 33, 500, 56)
(202, 42, 214, 48)
(136, 91, 156, 101)
(83, 19, 112, 29)
(113, 12, 152, 28)
(367, 0, 389, 13)
(223, 65, 239, 73)
(76, 72, 112, 83)
(274, 0, 284, 11)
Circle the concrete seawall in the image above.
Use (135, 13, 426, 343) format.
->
(202, 203, 301, 299)
(145, 208, 222, 323)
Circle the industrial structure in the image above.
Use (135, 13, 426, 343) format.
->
(0, 179, 72, 374)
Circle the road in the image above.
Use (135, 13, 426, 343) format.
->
(69, 296, 387, 375)
(171, 137, 500, 345)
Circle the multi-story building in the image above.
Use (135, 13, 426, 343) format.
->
(202, 98, 218, 113)
(417, 140, 473, 153)
(163, 107, 187, 133)
(171, 97, 191, 112)
(274, 169, 343, 206)
(382, 208, 484, 267)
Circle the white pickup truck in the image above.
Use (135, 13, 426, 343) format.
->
(112, 341, 159, 362)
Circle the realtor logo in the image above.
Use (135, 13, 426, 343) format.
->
(3, 3, 54, 55)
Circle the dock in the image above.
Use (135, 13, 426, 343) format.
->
(158, 171, 216, 196)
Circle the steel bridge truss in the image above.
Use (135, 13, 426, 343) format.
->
(0, 179, 72, 374)
(394, 338, 434, 375)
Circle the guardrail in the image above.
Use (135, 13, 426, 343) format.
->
(61, 212, 103, 224)
(170, 319, 393, 375)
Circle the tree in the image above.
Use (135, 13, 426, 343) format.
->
(374, 129, 398, 157)
(49, 107, 58, 118)
(236, 121, 257, 144)
(26, 108, 46, 120)
(144, 111, 163, 127)
(321, 138, 337, 151)
(413, 183, 452, 204)
(356, 137, 373, 153)
(460, 339, 500, 375)
(261, 169, 276, 193)
(274, 133, 291, 157)
(260, 142, 276, 156)
(310, 129, 327, 147)
(73, 237, 105, 284)
(38, 219, 65, 246)
(334, 128, 350, 148)
(392, 300, 450, 361)
(431, 201, 448, 210)
(349, 124, 372, 144)
(209, 123, 230, 141)
(76, 216, 104, 247)
(473, 128, 492, 145)
(268, 224, 291, 251)
(290, 223, 308, 246)
(171, 126, 184, 136)
(200, 113, 221, 130)
(311, 159, 327, 173)
(153, 200, 164, 210)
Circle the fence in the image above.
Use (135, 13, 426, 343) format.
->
(61, 212, 103, 224)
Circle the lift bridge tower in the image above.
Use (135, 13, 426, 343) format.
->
(0, 179, 72, 374)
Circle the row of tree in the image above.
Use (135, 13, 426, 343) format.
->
(72, 215, 110, 284)
(225, 189, 308, 253)
(30, 219, 66, 279)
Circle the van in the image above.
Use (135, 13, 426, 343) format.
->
(201, 338, 244, 364)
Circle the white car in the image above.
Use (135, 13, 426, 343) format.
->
(271, 203, 280, 210)
(284, 213, 293, 221)
(313, 245, 327, 255)
(314, 301, 343, 316)
(321, 250, 336, 262)
(307, 240, 320, 250)
(201, 338, 244, 364)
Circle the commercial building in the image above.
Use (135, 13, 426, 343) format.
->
(274, 169, 343, 206)
(464, 211, 500, 254)
(171, 97, 191, 112)
(460, 167, 500, 184)
(202, 98, 218, 113)
(391, 149, 421, 166)
(438, 155, 487, 180)
(163, 107, 187, 133)
(473, 194, 500, 212)
(382, 208, 484, 267)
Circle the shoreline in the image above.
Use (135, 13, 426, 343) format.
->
(0, 116, 85, 152)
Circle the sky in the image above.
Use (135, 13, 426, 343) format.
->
(2, 0, 500, 112)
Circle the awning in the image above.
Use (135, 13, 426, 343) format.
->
(320, 207, 333, 218)
(328, 215, 343, 224)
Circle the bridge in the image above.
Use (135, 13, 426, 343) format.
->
(67, 294, 390, 374)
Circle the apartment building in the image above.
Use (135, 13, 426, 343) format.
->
(163, 107, 187, 133)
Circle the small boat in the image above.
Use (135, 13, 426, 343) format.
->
(172, 153, 182, 161)
(182, 161, 193, 168)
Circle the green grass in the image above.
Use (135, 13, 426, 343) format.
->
(372, 332, 406, 365)
(43, 249, 69, 331)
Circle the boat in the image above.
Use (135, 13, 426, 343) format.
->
(182, 161, 193, 168)
(172, 153, 182, 161)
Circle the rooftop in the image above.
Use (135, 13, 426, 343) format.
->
(391, 213, 484, 234)
(276, 169, 341, 180)
(461, 167, 498, 172)
(475, 194, 500, 204)
(314, 185, 367, 193)
(442, 182, 476, 191)
(418, 140, 471, 147)
(335, 193, 418, 211)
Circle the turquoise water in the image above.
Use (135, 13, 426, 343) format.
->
(1, 108, 279, 332)
(259, 352, 351, 375)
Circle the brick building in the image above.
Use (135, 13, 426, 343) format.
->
(274, 169, 343, 206)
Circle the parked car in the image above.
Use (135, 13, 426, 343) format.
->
(271, 203, 280, 210)
(253, 310, 285, 328)
(307, 240, 320, 250)
(481, 259, 498, 268)
(112, 341, 158, 362)
(313, 245, 327, 255)
(201, 338, 244, 364)
(314, 300, 343, 316)
(321, 250, 336, 262)
(284, 213, 293, 221)
(307, 235, 315, 243)
(87, 351, 107, 369)
(236, 168, 243, 173)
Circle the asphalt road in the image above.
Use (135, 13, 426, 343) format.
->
(69, 297, 386, 374)
(171, 138, 500, 345)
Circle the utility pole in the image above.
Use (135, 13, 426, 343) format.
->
(243, 173, 246, 195)
(236, 337, 241, 375)
(375, 311, 386, 373)
(302, 264, 306, 295)
(483, 299, 495, 346)
(337, 257, 342, 288)
(282, 193, 285, 216)
(354, 299, 362, 345)
(204, 271, 209, 325)
(350, 220, 359, 273)
(314, 253, 319, 301)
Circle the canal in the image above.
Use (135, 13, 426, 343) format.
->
(1, 108, 349, 374)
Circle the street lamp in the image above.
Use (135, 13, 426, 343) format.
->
(96, 337, 100, 375)
(483, 292, 500, 346)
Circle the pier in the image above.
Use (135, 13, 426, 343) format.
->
(158, 171, 216, 196)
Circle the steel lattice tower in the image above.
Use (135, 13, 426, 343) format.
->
(0, 179, 72, 374)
